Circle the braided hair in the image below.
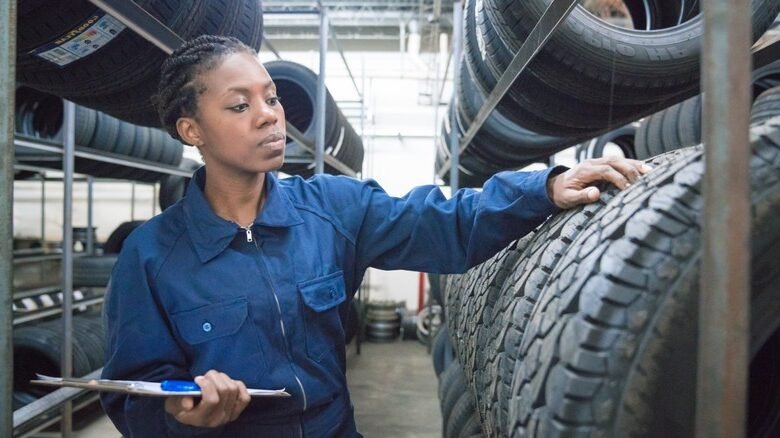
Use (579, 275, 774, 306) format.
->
(155, 35, 256, 141)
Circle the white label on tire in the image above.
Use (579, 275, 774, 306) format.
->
(29, 11, 126, 67)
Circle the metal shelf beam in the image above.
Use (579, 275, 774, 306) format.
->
(15, 136, 193, 177)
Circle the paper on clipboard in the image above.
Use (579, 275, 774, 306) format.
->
(31, 374, 290, 398)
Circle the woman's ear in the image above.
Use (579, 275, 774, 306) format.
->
(176, 117, 203, 146)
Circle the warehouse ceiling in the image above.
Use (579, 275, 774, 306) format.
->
(262, 0, 454, 51)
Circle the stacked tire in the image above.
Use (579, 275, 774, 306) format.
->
(16, 0, 264, 127)
(264, 61, 364, 178)
(442, 115, 780, 436)
(15, 87, 183, 182)
(13, 313, 105, 409)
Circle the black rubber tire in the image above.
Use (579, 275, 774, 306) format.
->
(432, 326, 455, 378)
(446, 390, 482, 438)
(102, 220, 145, 254)
(72, 314, 105, 372)
(16, 0, 264, 127)
(13, 320, 94, 398)
(576, 123, 638, 161)
(751, 86, 780, 125)
(158, 158, 201, 211)
(481, 0, 779, 136)
(634, 95, 702, 159)
(264, 60, 364, 177)
(440, 360, 469, 432)
(507, 118, 780, 436)
(72, 255, 118, 288)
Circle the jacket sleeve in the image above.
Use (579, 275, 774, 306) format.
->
(100, 242, 223, 437)
(349, 167, 563, 274)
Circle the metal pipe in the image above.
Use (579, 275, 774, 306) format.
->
(40, 174, 46, 242)
(329, 25, 362, 100)
(0, 1, 16, 435)
(86, 177, 94, 255)
(315, 7, 329, 175)
(696, 0, 751, 436)
(60, 101, 76, 438)
(14, 137, 194, 177)
(262, 37, 283, 60)
(448, 2, 463, 191)
(436, 0, 578, 179)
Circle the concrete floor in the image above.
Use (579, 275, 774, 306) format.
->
(29, 340, 442, 437)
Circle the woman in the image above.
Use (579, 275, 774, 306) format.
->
(101, 35, 649, 437)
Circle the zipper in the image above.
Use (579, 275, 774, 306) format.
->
(250, 237, 309, 413)
(239, 224, 253, 243)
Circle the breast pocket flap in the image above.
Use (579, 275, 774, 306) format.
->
(298, 271, 347, 313)
(171, 298, 248, 345)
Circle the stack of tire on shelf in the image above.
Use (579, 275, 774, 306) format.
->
(634, 60, 780, 159)
(14, 87, 183, 182)
(264, 61, 364, 178)
(440, 106, 780, 436)
(72, 220, 148, 291)
(15, 0, 264, 127)
(438, 0, 780, 185)
(13, 312, 105, 410)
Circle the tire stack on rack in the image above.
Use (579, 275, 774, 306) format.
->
(439, 0, 780, 186)
(15, 0, 264, 127)
(15, 87, 183, 181)
(440, 110, 780, 436)
(264, 61, 365, 178)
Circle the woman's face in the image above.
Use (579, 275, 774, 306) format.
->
(180, 52, 287, 175)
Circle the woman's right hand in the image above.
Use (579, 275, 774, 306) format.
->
(164, 370, 251, 428)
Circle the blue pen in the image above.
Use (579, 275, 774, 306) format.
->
(160, 380, 201, 392)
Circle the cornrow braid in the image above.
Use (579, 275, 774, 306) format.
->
(154, 35, 256, 141)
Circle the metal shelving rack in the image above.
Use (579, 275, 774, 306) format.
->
(2, 0, 365, 435)
(2, 0, 778, 436)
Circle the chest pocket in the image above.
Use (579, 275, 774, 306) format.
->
(298, 271, 347, 362)
(171, 298, 268, 382)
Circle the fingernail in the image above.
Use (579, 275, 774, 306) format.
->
(642, 164, 653, 172)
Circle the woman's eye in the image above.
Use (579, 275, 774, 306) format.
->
(267, 96, 281, 106)
(230, 103, 249, 112)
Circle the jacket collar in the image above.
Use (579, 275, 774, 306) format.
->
(182, 167, 303, 263)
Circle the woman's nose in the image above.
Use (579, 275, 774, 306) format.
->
(255, 103, 278, 128)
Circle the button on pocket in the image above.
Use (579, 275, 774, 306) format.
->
(171, 298, 267, 382)
(298, 271, 347, 362)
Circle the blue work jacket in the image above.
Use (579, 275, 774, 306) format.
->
(100, 166, 561, 437)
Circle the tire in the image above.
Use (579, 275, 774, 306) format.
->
(264, 60, 364, 177)
(158, 158, 202, 211)
(432, 326, 455, 378)
(14, 320, 93, 398)
(481, 0, 779, 136)
(16, 0, 264, 127)
(507, 118, 780, 436)
(102, 220, 145, 254)
(445, 240, 525, 401)
(446, 390, 482, 438)
(440, 360, 469, 432)
(576, 123, 638, 161)
(751, 86, 780, 125)
(72, 255, 118, 288)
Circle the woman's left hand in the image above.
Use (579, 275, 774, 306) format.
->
(546, 157, 653, 209)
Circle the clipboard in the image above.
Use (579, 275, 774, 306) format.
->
(31, 374, 290, 398)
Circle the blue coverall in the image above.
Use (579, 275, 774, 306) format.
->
(100, 165, 561, 437)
